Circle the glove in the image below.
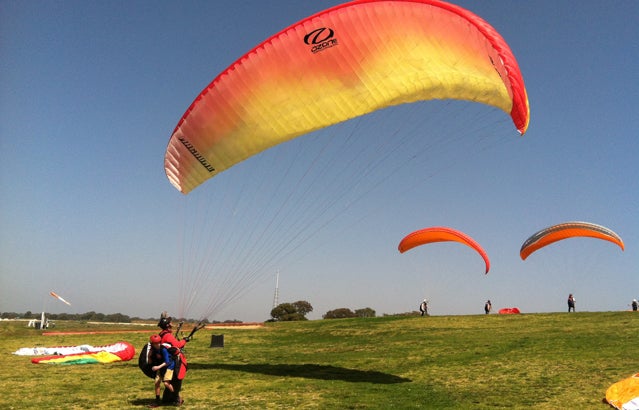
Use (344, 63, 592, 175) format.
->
(183, 336, 190, 342)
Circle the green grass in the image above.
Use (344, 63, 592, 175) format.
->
(2, 312, 637, 409)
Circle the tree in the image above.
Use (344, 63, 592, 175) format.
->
(292, 300, 313, 316)
(355, 308, 376, 318)
(323, 308, 357, 319)
(270, 301, 313, 321)
(104, 313, 131, 323)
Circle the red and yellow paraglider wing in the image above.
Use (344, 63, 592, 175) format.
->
(398, 227, 490, 274)
(606, 373, 639, 410)
(165, 0, 529, 194)
(30, 342, 135, 365)
(520, 222, 625, 260)
(33, 351, 122, 365)
(498, 307, 521, 314)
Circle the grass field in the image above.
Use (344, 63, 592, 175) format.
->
(2, 312, 637, 409)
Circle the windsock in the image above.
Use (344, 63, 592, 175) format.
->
(50, 291, 71, 306)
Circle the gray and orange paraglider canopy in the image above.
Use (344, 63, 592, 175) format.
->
(520, 221, 624, 260)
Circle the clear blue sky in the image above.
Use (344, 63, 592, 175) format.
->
(1, 0, 637, 322)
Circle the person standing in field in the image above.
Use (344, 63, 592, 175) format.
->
(148, 335, 175, 407)
(484, 300, 492, 314)
(157, 312, 189, 406)
(419, 300, 428, 316)
(158, 314, 189, 349)
(567, 294, 576, 312)
(632, 299, 638, 311)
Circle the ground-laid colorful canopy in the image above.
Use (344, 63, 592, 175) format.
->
(15, 341, 136, 365)
(606, 372, 639, 410)
(165, 0, 529, 194)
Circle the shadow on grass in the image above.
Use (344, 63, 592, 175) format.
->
(128, 399, 158, 407)
(190, 362, 411, 384)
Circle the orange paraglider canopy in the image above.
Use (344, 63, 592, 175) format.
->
(398, 226, 490, 274)
(520, 221, 625, 260)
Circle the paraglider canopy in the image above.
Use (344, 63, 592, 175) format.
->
(520, 221, 625, 260)
(605, 372, 639, 410)
(398, 226, 490, 274)
(26, 341, 135, 365)
(160, 0, 530, 322)
(164, 0, 529, 194)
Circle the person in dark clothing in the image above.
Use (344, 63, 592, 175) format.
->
(419, 300, 428, 316)
(484, 300, 492, 314)
(567, 294, 576, 312)
(148, 334, 175, 406)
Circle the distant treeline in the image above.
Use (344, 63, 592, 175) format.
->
(0, 311, 242, 324)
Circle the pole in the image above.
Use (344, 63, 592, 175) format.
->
(272, 270, 280, 308)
